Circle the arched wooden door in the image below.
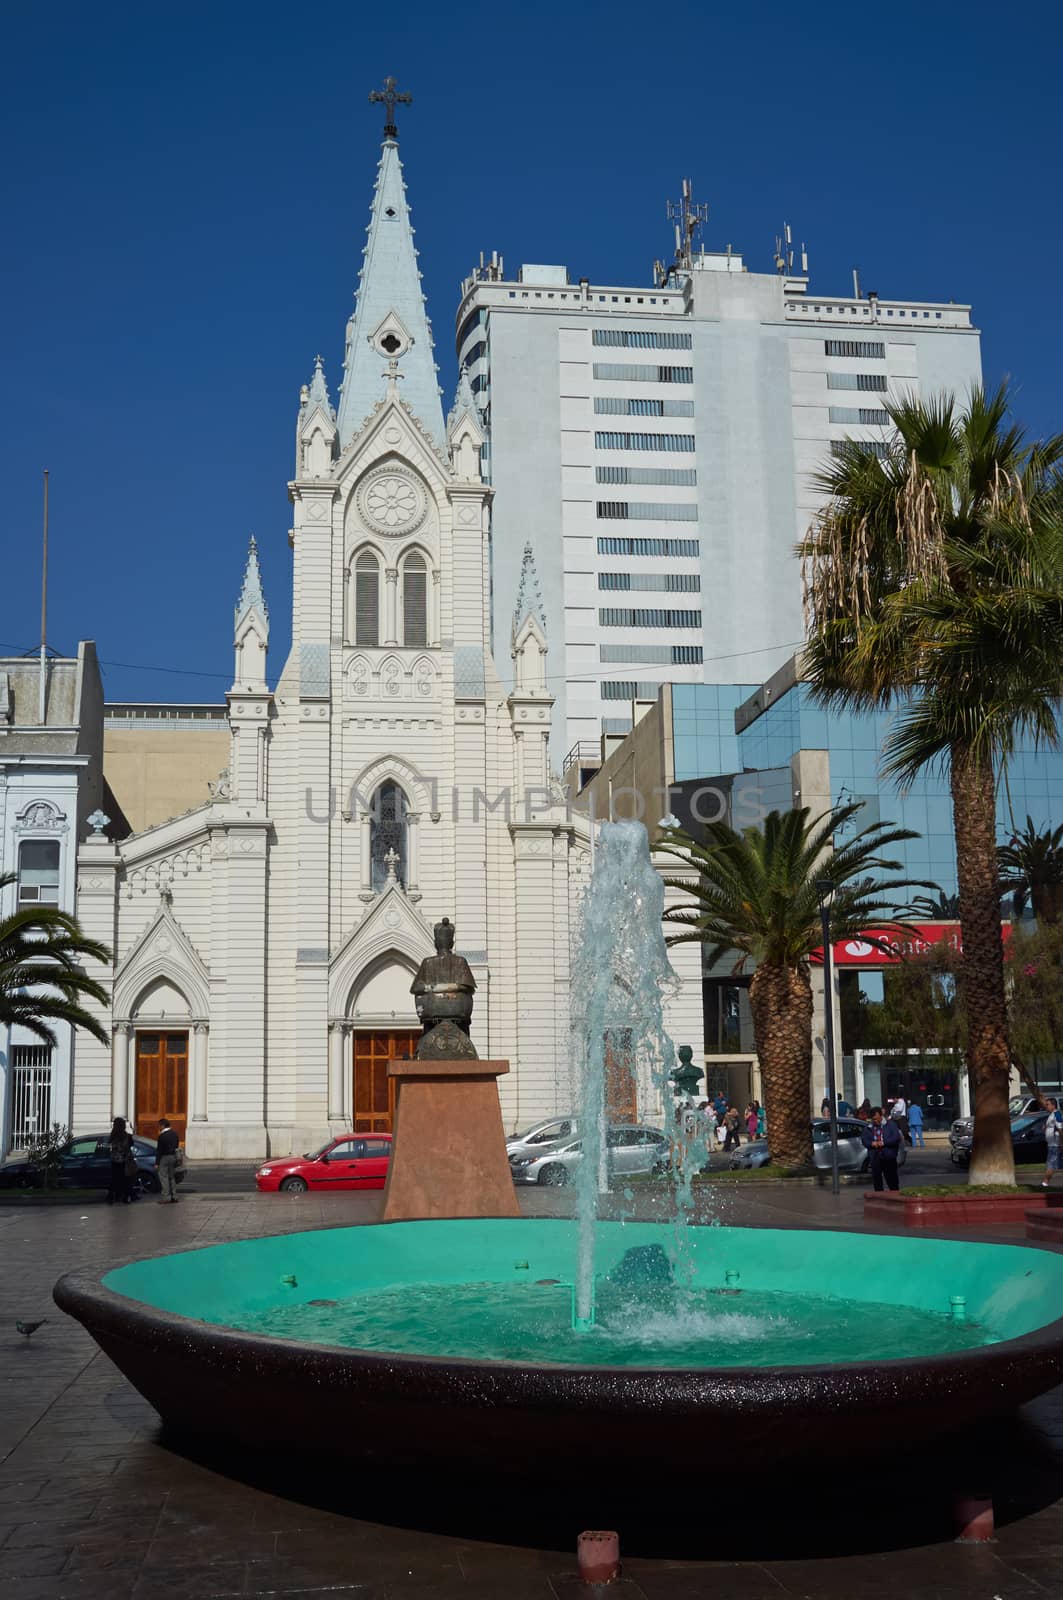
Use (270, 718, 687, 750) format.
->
(352, 1029, 420, 1133)
(135, 1032, 189, 1144)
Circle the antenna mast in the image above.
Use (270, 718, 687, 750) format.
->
(661, 178, 708, 284)
(38, 469, 49, 725)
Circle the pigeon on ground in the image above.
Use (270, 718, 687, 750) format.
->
(16, 1320, 47, 1340)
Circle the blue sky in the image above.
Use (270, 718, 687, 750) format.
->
(2, 0, 1060, 701)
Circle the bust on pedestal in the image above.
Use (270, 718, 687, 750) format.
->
(383, 917, 519, 1221)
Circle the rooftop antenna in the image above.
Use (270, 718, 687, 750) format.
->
(852, 266, 862, 299)
(774, 222, 796, 274)
(38, 468, 49, 725)
(666, 177, 708, 277)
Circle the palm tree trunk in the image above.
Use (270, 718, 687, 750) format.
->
(748, 963, 814, 1168)
(951, 743, 1015, 1184)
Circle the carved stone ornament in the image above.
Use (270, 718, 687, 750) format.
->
(15, 800, 66, 832)
(415, 1018, 478, 1061)
(356, 467, 428, 537)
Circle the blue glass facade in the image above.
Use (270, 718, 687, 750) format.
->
(672, 682, 1063, 896)
(671, 683, 754, 782)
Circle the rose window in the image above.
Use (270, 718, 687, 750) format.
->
(366, 476, 417, 529)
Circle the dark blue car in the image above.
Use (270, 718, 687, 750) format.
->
(0, 1132, 184, 1195)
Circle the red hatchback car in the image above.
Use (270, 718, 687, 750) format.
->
(255, 1133, 392, 1194)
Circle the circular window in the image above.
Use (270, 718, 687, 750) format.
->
(355, 469, 428, 537)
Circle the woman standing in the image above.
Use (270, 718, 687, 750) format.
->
(107, 1117, 133, 1205)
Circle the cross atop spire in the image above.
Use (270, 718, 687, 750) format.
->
(369, 75, 412, 141)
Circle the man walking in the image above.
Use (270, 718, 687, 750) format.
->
(862, 1107, 902, 1192)
(908, 1100, 926, 1149)
(890, 1093, 910, 1145)
(156, 1119, 180, 1204)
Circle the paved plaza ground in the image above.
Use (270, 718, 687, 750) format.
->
(2, 1175, 1062, 1599)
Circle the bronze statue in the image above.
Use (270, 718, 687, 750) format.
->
(411, 917, 477, 1058)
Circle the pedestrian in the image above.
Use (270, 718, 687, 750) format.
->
(856, 1098, 872, 1121)
(821, 1097, 832, 1119)
(755, 1100, 766, 1137)
(155, 1119, 181, 1204)
(713, 1091, 728, 1121)
(1042, 1097, 1063, 1189)
(107, 1116, 133, 1205)
(908, 1100, 926, 1148)
(745, 1103, 759, 1140)
(862, 1107, 902, 1192)
(891, 1093, 911, 1145)
(723, 1105, 741, 1152)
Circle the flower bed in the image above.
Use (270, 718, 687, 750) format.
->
(865, 1189, 1063, 1227)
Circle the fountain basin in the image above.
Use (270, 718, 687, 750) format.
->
(54, 1219, 1063, 1471)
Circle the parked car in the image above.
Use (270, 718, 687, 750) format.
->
(950, 1095, 1043, 1154)
(730, 1118, 908, 1173)
(949, 1110, 1049, 1169)
(509, 1124, 669, 1186)
(0, 1132, 183, 1195)
(505, 1116, 579, 1161)
(255, 1133, 392, 1193)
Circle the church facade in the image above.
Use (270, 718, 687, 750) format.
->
(65, 124, 703, 1158)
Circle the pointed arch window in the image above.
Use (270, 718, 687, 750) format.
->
(355, 552, 380, 647)
(370, 781, 408, 891)
(402, 552, 428, 648)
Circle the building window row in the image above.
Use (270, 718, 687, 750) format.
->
(592, 363, 693, 384)
(828, 406, 891, 425)
(352, 550, 429, 648)
(592, 329, 693, 350)
(824, 339, 885, 358)
(602, 717, 633, 735)
(597, 536, 700, 557)
(594, 431, 695, 453)
(596, 501, 698, 522)
(830, 439, 891, 460)
(827, 372, 889, 393)
(600, 680, 665, 700)
(600, 644, 704, 664)
(599, 572, 701, 592)
(594, 397, 694, 418)
(596, 466, 697, 487)
(599, 607, 702, 629)
(462, 339, 487, 368)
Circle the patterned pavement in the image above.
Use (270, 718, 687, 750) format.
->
(1, 1183, 1062, 1598)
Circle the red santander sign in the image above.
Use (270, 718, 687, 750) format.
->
(811, 921, 1012, 968)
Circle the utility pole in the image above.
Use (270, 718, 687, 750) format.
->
(38, 469, 49, 725)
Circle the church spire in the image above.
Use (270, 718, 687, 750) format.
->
(336, 84, 444, 451)
(512, 541, 547, 640)
(235, 536, 268, 630)
(306, 353, 332, 415)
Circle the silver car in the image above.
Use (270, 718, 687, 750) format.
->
(730, 1118, 906, 1172)
(505, 1116, 579, 1162)
(510, 1124, 669, 1186)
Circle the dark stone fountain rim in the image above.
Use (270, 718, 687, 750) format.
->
(53, 1248, 1063, 1400)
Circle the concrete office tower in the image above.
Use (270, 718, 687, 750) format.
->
(456, 190, 982, 764)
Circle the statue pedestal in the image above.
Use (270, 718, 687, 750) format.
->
(382, 1058, 520, 1222)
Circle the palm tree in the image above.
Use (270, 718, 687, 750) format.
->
(0, 875, 111, 1047)
(998, 816, 1063, 924)
(911, 890, 962, 920)
(657, 804, 927, 1168)
(800, 385, 1063, 1183)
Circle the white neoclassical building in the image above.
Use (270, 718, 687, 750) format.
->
(66, 119, 703, 1158)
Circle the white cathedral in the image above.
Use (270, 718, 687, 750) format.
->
(65, 119, 701, 1158)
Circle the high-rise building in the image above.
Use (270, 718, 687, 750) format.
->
(456, 191, 982, 764)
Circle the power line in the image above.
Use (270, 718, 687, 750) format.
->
(0, 637, 805, 693)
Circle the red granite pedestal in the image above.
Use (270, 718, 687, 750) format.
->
(382, 1057, 520, 1221)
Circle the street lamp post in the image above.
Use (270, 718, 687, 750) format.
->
(816, 878, 841, 1198)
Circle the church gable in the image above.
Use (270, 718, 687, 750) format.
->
(112, 893, 210, 1021)
(328, 883, 435, 1016)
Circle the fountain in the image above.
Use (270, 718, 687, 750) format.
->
(54, 823, 1063, 1475)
